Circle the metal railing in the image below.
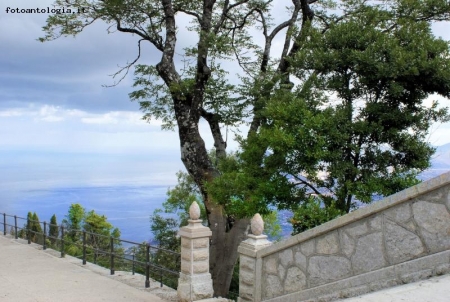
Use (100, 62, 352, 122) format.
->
(1, 212, 180, 289)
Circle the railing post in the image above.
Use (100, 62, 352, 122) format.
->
(14, 216, 17, 239)
(60, 226, 65, 257)
(132, 253, 135, 275)
(177, 201, 214, 302)
(110, 237, 115, 275)
(3, 213, 6, 236)
(27, 216, 31, 244)
(145, 244, 150, 288)
(82, 231, 87, 265)
(43, 222, 47, 250)
(237, 214, 272, 302)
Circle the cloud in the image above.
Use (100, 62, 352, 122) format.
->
(1, 3, 449, 161)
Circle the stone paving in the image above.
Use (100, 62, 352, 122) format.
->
(341, 273, 450, 302)
(0, 235, 175, 302)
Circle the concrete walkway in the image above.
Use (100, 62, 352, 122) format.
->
(341, 273, 450, 302)
(0, 235, 172, 302)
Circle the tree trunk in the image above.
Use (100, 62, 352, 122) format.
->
(208, 206, 250, 296)
(172, 100, 249, 296)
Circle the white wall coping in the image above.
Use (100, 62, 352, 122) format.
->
(257, 171, 450, 258)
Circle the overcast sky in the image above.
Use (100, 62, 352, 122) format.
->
(1, 1, 450, 193)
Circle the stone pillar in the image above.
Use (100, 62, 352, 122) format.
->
(237, 214, 272, 302)
(177, 201, 214, 302)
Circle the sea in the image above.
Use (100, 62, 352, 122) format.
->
(0, 184, 169, 244)
(2, 169, 447, 244)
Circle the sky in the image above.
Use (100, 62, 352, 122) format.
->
(1, 1, 450, 197)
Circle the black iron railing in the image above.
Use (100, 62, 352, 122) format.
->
(0, 212, 180, 289)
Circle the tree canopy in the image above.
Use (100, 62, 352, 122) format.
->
(40, 0, 450, 295)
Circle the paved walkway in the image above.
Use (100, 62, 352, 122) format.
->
(0, 235, 172, 302)
(341, 273, 450, 302)
(1, 235, 449, 302)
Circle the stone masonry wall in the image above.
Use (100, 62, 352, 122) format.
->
(257, 172, 450, 301)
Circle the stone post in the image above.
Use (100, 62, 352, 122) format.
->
(237, 214, 272, 302)
(177, 201, 214, 302)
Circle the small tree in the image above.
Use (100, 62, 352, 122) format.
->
(48, 214, 59, 246)
(31, 212, 43, 244)
(62, 203, 85, 244)
(20, 212, 33, 240)
(83, 210, 122, 266)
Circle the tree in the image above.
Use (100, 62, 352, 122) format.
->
(149, 169, 282, 293)
(62, 203, 85, 243)
(40, 0, 450, 295)
(59, 204, 122, 264)
(83, 210, 122, 266)
(49, 214, 59, 246)
(214, 3, 450, 230)
(23, 212, 33, 240)
(31, 213, 44, 244)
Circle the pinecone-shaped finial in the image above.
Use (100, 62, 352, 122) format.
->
(250, 213, 264, 236)
(189, 201, 201, 220)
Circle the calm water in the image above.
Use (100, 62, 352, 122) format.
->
(1, 168, 444, 244)
(1, 185, 169, 243)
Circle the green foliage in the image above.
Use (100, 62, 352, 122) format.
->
(57, 204, 123, 266)
(62, 203, 85, 243)
(20, 212, 44, 243)
(148, 210, 181, 288)
(24, 212, 33, 240)
(49, 214, 58, 246)
(162, 171, 205, 226)
(31, 213, 44, 244)
(291, 198, 344, 235)
(150, 210, 180, 250)
(83, 210, 122, 266)
(205, 152, 274, 218)
(262, 211, 283, 241)
(211, 1, 450, 226)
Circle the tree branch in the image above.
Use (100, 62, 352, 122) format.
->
(200, 108, 227, 159)
(156, 0, 180, 88)
(292, 174, 325, 198)
(175, 8, 201, 22)
(103, 39, 145, 87)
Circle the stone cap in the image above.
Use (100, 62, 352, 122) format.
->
(178, 222, 212, 239)
(238, 234, 272, 257)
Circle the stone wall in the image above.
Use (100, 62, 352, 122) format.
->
(239, 172, 450, 302)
